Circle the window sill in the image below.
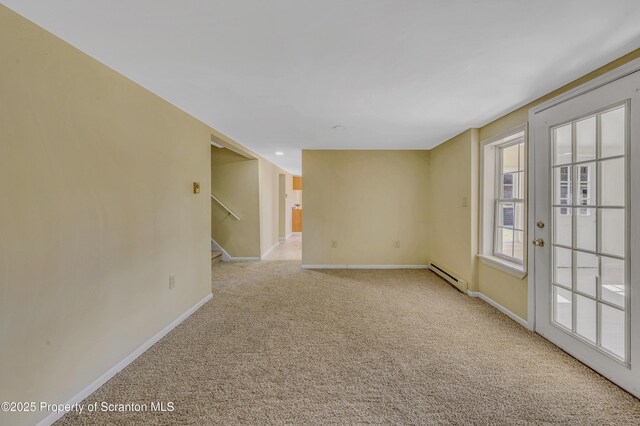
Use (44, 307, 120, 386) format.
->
(477, 254, 527, 280)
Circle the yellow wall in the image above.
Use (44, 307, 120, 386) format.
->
(302, 150, 431, 266)
(429, 129, 479, 289)
(211, 147, 261, 257)
(0, 6, 211, 426)
(259, 158, 284, 255)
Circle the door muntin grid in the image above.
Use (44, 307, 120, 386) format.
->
(550, 102, 629, 364)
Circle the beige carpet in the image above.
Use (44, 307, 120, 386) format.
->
(57, 261, 640, 425)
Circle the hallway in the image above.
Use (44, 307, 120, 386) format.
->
(263, 234, 302, 261)
(57, 261, 640, 425)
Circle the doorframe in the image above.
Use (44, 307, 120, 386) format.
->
(527, 57, 640, 331)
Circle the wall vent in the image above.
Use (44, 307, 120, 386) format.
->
(428, 262, 468, 293)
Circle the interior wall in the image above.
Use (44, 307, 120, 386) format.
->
(285, 174, 295, 237)
(0, 6, 211, 426)
(302, 150, 431, 266)
(211, 147, 261, 257)
(259, 159, 286, 255)
(429, 129, 480, 289)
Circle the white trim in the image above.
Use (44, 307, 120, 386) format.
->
(301, 264, 429, 270)
(467, 290, 530, 329)
(36, 293, 213, 426)
(211, 238, 259, 262)
(261, 241, 281, 259)
(530, 57, 640, 115)
(291, 232, 302, 236)
(477, 254, 527, 279)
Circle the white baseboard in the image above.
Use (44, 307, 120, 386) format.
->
(36, 293, 213, 426)
(278, 232, 295, 241)
(261, 241, 281, 259)
(226, 257, 261, 262)
(291, 232, 301, 236)
(467, 290, 528, 328)
(301, 264, 429, 270)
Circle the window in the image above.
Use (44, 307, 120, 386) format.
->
(494, 140, 525, 263)
(479, 126, 527, 277)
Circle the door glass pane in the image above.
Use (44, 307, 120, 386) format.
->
(600, 209, 625, 257)
(575, 208, 596, 252)
(601, 256, 625, 308)
(554, 166, 571, 205)
(576, 116, 596, 162)
(554, 124, 572, 165)
(575, 251, 597, 297)
(553, 247, 572, 288)
(576, 295, 596, 343)
(553, 286, 573, 330)
(553, 207, 572, 246)
(601, 304, 625, 359)
(575, 163, 596, 207)
(601, 158, 625, 206)
(601, 106, 625, 158)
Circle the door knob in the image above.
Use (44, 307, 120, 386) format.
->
(532, 238, 545, 247)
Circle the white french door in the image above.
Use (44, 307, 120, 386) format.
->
(531, 67, 640, 396)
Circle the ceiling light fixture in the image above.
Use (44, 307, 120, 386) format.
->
(275, 151, 284, 156)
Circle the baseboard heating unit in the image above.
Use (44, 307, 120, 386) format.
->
(428, 262, 468, 293)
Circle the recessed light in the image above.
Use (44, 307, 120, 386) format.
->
(275, 151, 284, 156)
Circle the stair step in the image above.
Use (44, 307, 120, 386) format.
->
(211, 250, 223, 263)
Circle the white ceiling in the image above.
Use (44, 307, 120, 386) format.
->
(4, 1, 640, 175)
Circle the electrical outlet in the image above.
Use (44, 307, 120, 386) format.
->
(169, 274, 176, 290)
(331, 240, 338, 248)
(394, 240, 400, 248)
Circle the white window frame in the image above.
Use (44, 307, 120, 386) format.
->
(478, 125, 528, 279)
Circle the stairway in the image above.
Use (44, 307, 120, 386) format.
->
(211, 250, 223, 264)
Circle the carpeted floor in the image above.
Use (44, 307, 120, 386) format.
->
(57, 261, 640, 425)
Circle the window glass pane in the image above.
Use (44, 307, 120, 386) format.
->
(553, 124, 572, 165)
(514, 202, 524, 231)
(513, 230, 524, 262)
(601, 158, 625, 207)
(553, 247, 572, 288)
(576, 116, 596, 162)
(601, 106, 625, 158)
(575, 208, 596, 252)
(576, 295, 596, 343)
(496, 227, 514, 258)
(498, 203, 514, 227)
(502, 174, 514, 199)
(601, 256, 625, 308)
(601, 304, 625, 359)
(575, 251, 597, 297)
(502, 144, 520, 173)
(600, 209, 625, 257)
(553, 286, 573, 330)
